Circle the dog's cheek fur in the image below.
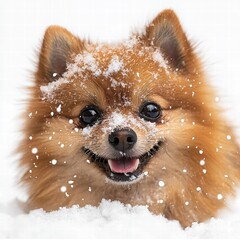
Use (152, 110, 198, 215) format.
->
(20, 113, 109, 210)
(144, 108, 240, 227)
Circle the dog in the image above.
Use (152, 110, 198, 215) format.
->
(19, 9, 240, 228)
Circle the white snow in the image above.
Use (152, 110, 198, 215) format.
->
(104, 55, 124, 76)
(158, 181, 165, 187)
(3, 198, 240, 238)
(40, 78, 70, 100)
(101, 111, 158, 138)
(82, 125, 94, 136)
(56, 104, 62, 113)
(227, 135, 232, 140)
(122, 35, 138, 49)
(50, 159, 58, 165)
(196, 187, 201, 192)
(200, 159, 206, 166)
(217, 194, 223, 200)
(60, 186, 67, 193)
(81, 52, 102, 76)
(31, 147, 38, 154)
(67, 52, 102, 78)
(1, 0, 240, 238)
(152, 50, 169, 72)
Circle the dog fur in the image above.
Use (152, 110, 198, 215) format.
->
(19, 10, 240, 228)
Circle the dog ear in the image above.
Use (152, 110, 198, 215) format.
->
(37, 26, 83, 82)
(144, 10, 196, 72)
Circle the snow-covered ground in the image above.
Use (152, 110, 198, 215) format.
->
(0, 0, 240, 238)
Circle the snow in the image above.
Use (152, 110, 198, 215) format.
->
(196, 187, 201, 192)
(200, 159, 206, 166)
(40, 78, 69, 100)
(79, 52, 102, 76)
(50, 159, 57, 165)
(60, 186, 67, 193)
(152, 50, 169, 72)
(31, 147, 38, 154)
(104, 55, 124, 76)
(1, 0, 240, 238)
(101, 110, 159, 144)
(56, 104, 62, 113)
(217, 194, 223, 200)
(82, 125, 95, 137)
(158, 180, 165, 187)
(1, 197, 240, 238)
(67, 52, 102, 79)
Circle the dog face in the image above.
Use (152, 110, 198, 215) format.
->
(20, 10, 240, 227)
(31, 10, 205, 184)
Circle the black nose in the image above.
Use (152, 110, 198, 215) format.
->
(108, 128, 137, 152)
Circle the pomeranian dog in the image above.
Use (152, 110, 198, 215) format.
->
(19, 10, 240, 228)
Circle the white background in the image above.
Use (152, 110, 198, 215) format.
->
(0, 0, 240, 238)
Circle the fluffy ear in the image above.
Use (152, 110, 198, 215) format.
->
(145, 10, 196, 71)
(37, 26, 83, 82)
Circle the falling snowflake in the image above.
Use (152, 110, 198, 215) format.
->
(158, 181, 165, 187)
(31, 148, 38, 154)
(60, 186, 67, 192)
(51, 159, 57, 165)
(217, 194, 223, 200)
(226, 135, 231, 140)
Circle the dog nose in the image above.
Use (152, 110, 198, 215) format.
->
(108, 128, 137, 152)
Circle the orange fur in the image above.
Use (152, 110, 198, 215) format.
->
(19, 10, 240, 228)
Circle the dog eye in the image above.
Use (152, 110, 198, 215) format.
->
(139, 102, 162, 122)
(79, 106, 102, 126)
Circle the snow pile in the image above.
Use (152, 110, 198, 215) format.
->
(1, 195, 240, 238)
(0, 200, 181, 238)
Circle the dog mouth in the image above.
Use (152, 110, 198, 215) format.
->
(83, 141, 162, 183)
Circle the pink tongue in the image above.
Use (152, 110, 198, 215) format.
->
(108, 159, 139, 173)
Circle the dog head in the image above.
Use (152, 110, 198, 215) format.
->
(21, 11, 240, 221)
(27, 9, 210, 185)
(20, 10, 240, 226)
